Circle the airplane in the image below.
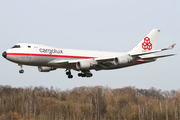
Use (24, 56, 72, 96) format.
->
(2, 29, 176, 78)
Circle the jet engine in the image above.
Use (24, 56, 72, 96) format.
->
(76, 61, 91, 71)
(114, 56, 133, 65)
(38, 66, 56, 72)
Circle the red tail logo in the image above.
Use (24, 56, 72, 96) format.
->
(142, 37, 152, 50)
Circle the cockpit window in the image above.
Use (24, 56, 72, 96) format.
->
(11, 45, 21, 48)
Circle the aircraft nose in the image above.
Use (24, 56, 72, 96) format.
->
(2, 51, 7, 58)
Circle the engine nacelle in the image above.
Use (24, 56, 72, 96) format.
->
(38, 66, 56, 72)
(76, 61, 91, 71)
(114, 56, 131, 65)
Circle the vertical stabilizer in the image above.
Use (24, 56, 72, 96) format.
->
(130, 29, 160, 53)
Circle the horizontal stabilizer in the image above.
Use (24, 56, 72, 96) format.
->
(130, 43, 176, 57)
(140, 54, 176, 59)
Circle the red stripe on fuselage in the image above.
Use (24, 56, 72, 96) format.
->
(7, 53, 96, 59)
(134, 60, 148, 63)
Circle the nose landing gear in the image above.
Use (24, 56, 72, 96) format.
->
(19, 69, 24, 73)
(19, 64, 24, 74)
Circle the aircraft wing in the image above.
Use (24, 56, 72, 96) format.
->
(48, 56, 116, 65)
(94, 56, 116, 62)
(48, 43, 176, 68)
(130, 43, 176, 56)
(48, 58, 69, 64)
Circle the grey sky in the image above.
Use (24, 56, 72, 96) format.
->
(0, 0, 179, 91)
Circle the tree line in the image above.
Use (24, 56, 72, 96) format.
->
(0, 85, 179, 120)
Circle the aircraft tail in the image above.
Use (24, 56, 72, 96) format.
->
(130, 29, 160, 53)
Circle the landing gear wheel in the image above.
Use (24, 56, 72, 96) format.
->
(82, 74, 86, 77)
(78, 73, 82, 77)
(86, 73, 93, 77)
(66, 72, 70, 75)
(19, 69, 24, 74)
(68, 75, 73, 79)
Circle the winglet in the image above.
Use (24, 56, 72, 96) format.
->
(162, 43, 176, 51)
(168, 43, 176, 50)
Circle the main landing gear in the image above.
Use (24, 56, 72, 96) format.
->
(66, 69, 93, 79)
(66, 69, 73, 79)
(78, 71, 93, 78)
(19, 64, 24, 74)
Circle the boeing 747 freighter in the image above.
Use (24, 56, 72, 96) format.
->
(2, 29, 176, 78)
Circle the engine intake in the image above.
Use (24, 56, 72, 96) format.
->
(38, 66, 56, 72)
(76, 61, 91, 71)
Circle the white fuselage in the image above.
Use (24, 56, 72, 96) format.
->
(5, 43, 132, 69)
